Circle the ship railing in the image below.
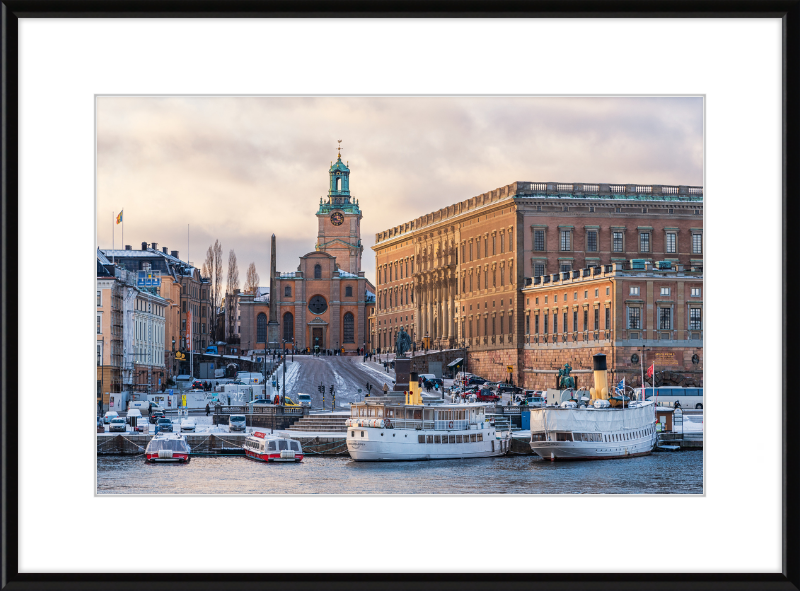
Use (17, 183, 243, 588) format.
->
(385, 419, 434, 430)
(434, 420, 469, 431)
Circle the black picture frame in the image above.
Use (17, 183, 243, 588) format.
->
(1, 2, 798, 590)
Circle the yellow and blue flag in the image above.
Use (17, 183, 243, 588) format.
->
(116, 210, 123, 224)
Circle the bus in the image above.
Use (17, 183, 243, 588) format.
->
(635, 386, 704, 409)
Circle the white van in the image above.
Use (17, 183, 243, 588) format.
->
(129, 400, 151, 414)
(235, 372, 264, 385)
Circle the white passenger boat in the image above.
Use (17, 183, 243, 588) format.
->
(243, 431, 304, 463)
(145, 432, 191, 463)
(346, 386, 508, 461)
(530, 353, 657, 461)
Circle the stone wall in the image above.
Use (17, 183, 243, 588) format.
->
(467, 349, 522, 385)
(409, 350, 467, 377)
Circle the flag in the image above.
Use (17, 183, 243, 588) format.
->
(646, 363, 654, 379)
(116, 210, 123, 224)
(615, 378, 625, 396)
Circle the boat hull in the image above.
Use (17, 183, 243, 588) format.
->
(347, 428, 507, 461)
(530, 433, 656, 461)
(145, 453, 190, 463)
(244, 449, 304, 463)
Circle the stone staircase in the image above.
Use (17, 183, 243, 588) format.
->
(285, 414, 349, 433)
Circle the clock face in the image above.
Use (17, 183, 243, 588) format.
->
(308, 295, 328, 314)
(330, 211, 344, 226)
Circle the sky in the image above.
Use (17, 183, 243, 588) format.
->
(96, 96, 703, 287)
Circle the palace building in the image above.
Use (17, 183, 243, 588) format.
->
(232, 146, 376, 354)
(372, 181, 703, 386)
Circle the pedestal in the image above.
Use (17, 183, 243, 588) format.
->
(392, 357, 412, 393)
(267, 322, 280, 351)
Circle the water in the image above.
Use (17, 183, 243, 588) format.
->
(97, 451, 702, 494)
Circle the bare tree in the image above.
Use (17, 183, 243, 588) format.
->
(244, 262, 260, 295)
(203, 240, 224, 341)
(226, 249, 240, 338)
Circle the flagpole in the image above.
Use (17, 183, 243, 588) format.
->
(112, 211, 115, 264)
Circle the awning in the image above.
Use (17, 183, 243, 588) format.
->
(447, 358, 464, 368)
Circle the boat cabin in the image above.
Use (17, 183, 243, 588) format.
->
(350, 402, 487, 431)
(244, 434, 302, 454)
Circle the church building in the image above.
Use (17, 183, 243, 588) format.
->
(233, 145, 376, 354)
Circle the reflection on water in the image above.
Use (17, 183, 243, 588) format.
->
(97, 452, 702, 494)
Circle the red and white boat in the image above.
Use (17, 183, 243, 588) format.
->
(145, 433, 191, 463)
(243, 431, 304, 463)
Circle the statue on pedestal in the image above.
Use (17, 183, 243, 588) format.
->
(395, 327, 411, 358)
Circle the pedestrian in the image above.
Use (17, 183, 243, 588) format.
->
(205, 403, 210, 417)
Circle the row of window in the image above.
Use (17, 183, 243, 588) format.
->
(531, 425, 654, 443)
(381, 287, 413, 309)
(463, 314, 516, 338)
(254, 312, 356, 344)
(463, 231, 514, 262)
(527, 308, 610, 334)
(379, 259, 414, 284)
(533, 229, 702, 254)
(417, 433, 484, 444)
(462, 265, 514, 292)
(627, 306, 702, 331)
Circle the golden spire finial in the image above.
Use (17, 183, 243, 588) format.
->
(337, 139, 343, 159)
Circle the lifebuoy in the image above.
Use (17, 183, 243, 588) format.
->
(448, 421, 454, 429)
(385, 418, 392, 429)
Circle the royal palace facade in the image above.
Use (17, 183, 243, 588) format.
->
(372, 181, 703, 387)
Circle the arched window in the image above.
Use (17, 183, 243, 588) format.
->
(284, 286, 291, 297)
(314, 264, 322, 279)
(283, 312, 294, 342)
(343, 312, 355, 343)
(257, 313, 267, 343)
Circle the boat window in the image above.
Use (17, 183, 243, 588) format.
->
(556, 432, 572, 441)
(449, 435, 456, 443)
(424, 409, 434, 421)
(360, 431, 365, 438)
(456, 435, 463, 443)
(531, 433, 546, 442)
(434, 435, 441, 443)
(377, 407, 383, 417)
(470, 434, 477, 442)
(413, 409, 422, 420)
(351, 407, 358, 417)
(350, 431, 355, 437)
(290, 441, 300, 451)
(426, 435, 433, 443)
(278, 440, 288, 450)
(478, 434, 483, 442)
(268, 441, 277, 451)
(418, 435, 425, 443)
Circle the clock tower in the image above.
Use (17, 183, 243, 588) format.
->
(315, 141, 363, 274)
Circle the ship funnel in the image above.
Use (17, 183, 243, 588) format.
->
(589, 353, 609, 401)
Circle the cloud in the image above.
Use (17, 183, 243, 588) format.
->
(97, 96, 703, 285)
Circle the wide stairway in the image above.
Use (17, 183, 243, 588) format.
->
(286, 414, 349, 433)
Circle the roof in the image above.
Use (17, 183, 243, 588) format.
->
(97, 249, 112, 265)
(338, 270, 359, 278)
(329, 156, 350, 173)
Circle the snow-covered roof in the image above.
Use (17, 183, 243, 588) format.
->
(338, 270, 359, 278)
(253, 286, 270, 302)
(97, 248, 112, 265)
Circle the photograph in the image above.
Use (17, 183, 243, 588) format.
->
(95, 96, 704, 494)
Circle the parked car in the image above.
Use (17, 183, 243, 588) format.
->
(297, 394, 312, 408)
(96, 417, 105, 433)
(526, 396, 546, 408)
(109, 417, 127, 432)
(103, 411, 119, 424)
(156, 417, 173, 433)
(475, 389, 501, 402)
(228, 415, 247, 432)
(150, 409, 166, 424)
(498, 384, 522, 395)
(283, 397, 300, 407)
(180, 417, 197, 432)
(133, 417, 148, 433)
(467, 376, 487, 386)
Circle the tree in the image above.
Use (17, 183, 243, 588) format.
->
(245, 262, 260, 295)
(203, 240, 224, 341)
(226, 249, 239, 338)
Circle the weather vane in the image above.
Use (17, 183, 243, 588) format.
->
(337, 139, 343, 158)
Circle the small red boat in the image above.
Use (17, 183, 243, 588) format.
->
(145, 433, 191, 463)
(244, 431, 304, 463)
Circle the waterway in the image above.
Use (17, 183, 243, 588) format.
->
(97, 451, 702, 494)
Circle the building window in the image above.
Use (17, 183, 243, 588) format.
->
(666, 233, 676, 254)
(345, 286, 353, 297)
(469, 242, 473, 261)
(594, 308, 599, 330)
(613, 232, 623, 252)
(563, 312, 567, 334)
(508, 230, 513, 252)
(587, 230, 598, 252)
(314, 264, 322, 279)
(560, 263, 571, 273)
(97, 315, 101, 334)
(283, 312, 294, 342)
(692, 234, 702, 254)
(639, 232, 650, 253)
(605, 308, 610, 330)
(535, 314, 540, 334)
(257, 313, 267, 343)
(533, 230, 545, 251)
(525, 315, 530, 334)
(573, 310, 577, 332)
(630, 286, 640, 296)
(689, 308, 702, 330)
(628, 307, 641, 330)
(97, 291, 102, 306)
(543, 314, 548, 334)
(583, 309, 588, 331)
(534, 262, 545, 277)
(660, 287, 670, 296)
(492, 317, 496, 335)
(659, 308, 672, 330)
(553, 313, 558, 334)
(182, 301, 187, 312)
(560, 230, 571, 251)
(691, 288, 701, 297)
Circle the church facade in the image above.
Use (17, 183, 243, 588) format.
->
(232, 148, 376, 354)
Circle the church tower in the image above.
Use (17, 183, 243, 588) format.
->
(315, 141, 363, 274)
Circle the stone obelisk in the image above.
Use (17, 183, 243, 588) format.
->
(267, 233, 280, 351)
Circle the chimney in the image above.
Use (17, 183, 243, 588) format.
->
(171, 250, 179, 258)
(151, 242, 158, 250)
(125, 245, 132, 250)
(162, 247, 168, 254)
(141, 242, 148, 250)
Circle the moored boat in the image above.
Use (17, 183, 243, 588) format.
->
(145, 432, 191, 463)
(529, 353, 657, 461)
(243, 431, 304, 463)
